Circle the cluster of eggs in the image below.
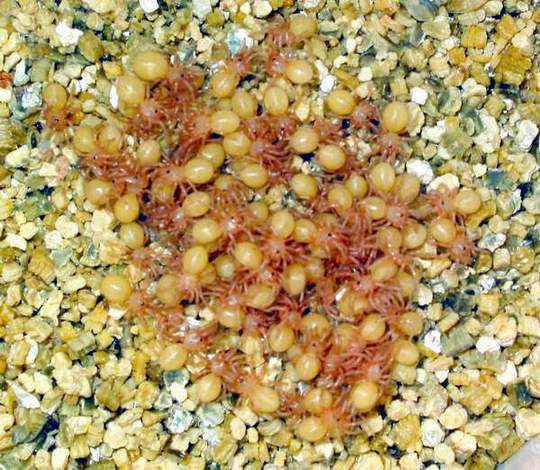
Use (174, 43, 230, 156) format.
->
(42, 14, 482, 442)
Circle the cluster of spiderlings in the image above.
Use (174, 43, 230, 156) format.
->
(42, 15, 483, 442)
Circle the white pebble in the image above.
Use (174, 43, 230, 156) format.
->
(253, 0, 272, 18)
(472, 163, 487, 177)
(139, 0, 159, 13)
(230, 417, 246, 440)
(37, 162, 58, 178)
(302, 0, 323, 7)
(0, 414, 14, 432)
(315, 442, 334, 459)
(64, 63, 83, 79)
(516, 409, 540, 439)
(109, 84, 119, 109)
(247, 427, 258, 443)
(2, 262, 22, 283)
(66, 416, 92, 435)
(387, 400, 412, 421)
(83, 0, 115, 13)
(345, 38, 357, 54)
(0, 29, 7, 47)
(411, 87, 428, 105)
(51, 448, 70, 470)
(233, 28, 255, 49)
(234, 404, 259, 426)
(239, 2, 251, 14)
(90, 210, 115, 233)
(16, 373, 33, 392)
(63, 275, 87, 293)
(406, 159, 434, 185)
(473, 110, 501, 153)
(34, 372, 53, 394)
(358, 66, 373, 82)
(0, 87, 12, 103)
(53, 367, 91, 397)
(446, 431, 477, 460)
(55, 21, 83, 47)
(55, 215, 79, 238)
(439, 404, 468, 430)
(421, 419, 445, 447)
(319, 75, 336, 94)
(169, 382, 188, 403)
(6, 233, 27, 251)
(518, 315, 540, 338)
(416, 368, 427, 384)
(496, 361, 517, 385)
(355, 452, 384, 469)
(423, 329, 442, 354)
(485, 0, 503, 15)
(475, 335, 500, 353)
(433, 443, 455, 465)
(44, 230, 64, 250)
(108, 306, 127, 320)
(8, 380, 40, 408)
(361, 414, 383, 436)
(5, 145, 30, 168)
(434, 370, 449, 383)
(428, 173, 460, 192)
(399, 453, 422, 469)
(104, 423, 128, 449)
(192, 0, 212, 19)
(421, 123, 445, 143)
(462, 78, 487, 99)
(515, 120, 539, 151)
(25, 339, 39, 365)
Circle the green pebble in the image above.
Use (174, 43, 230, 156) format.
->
(79, 32, 104, 63)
